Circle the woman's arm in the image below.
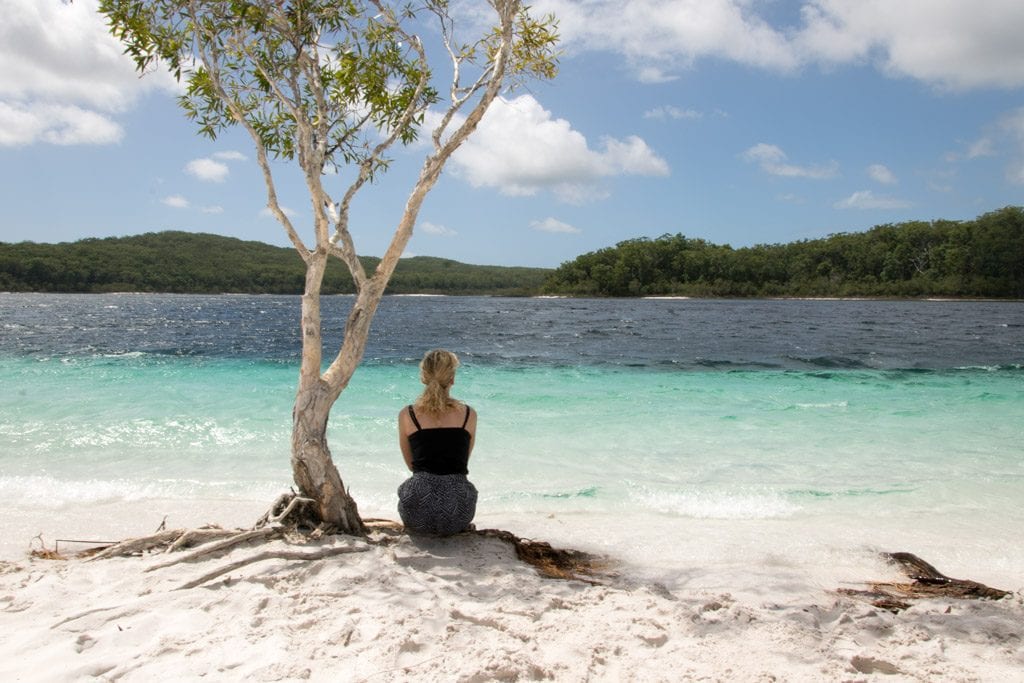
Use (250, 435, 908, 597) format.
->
(465, 406, 478, 457)
(397, 408, 414, 471)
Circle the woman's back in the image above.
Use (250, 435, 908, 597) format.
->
(407, 405, 472, 475)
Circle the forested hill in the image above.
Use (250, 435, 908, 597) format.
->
(543, 207, 1024, 298)
(5, 207, 1023, 298)
(0, 231, 550, 295)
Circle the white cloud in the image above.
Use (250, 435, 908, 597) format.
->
(420, 221, 457, 237)
(999, 107, 1024, 185)
(532, 0, 1024, 89)
(602, 136, 670, 176)
(532, 0, 798, 80)
(445, 95, 669, 204)
(946, 136, 997, 164)
(867, 163, 897, 185)
(161, 195, 190, 209)
(162, 195, 223, 214)
(834, 190, 913, 210)
(635, 66, 678, 84)
(794, 1, 1024, 90)
(742, 143, 839, 179)
(949, 107, 1024, 184)
(212, 150, 247, 161)
(0, 0, 177, 146)
(0, 101, 122, 146)
(186, 158, 230, 183)
(966, 138, 996, 159)
(531, 218, 581, 234)
(644, 105, 702, 121)
(777, 193, 807, 205)
(260, 205, 298, 219)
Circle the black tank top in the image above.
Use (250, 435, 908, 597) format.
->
(408, 405, 472, 475)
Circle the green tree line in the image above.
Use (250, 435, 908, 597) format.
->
(543, 207, 1024, 298)
(5, 207, 1023, 298)
(0, 231, 549, 296)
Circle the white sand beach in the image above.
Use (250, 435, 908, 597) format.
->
(1, 514, 1022, 683)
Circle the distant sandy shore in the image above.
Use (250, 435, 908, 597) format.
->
(1, 523, 1021, 681)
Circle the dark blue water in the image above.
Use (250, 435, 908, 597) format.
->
(2, 293, 1022, 370)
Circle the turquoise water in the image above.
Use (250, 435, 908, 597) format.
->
(2, 294, 1022, 593)
(3, 355, 1021, 523)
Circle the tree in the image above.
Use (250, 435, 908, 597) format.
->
(99, 0, 558, 534)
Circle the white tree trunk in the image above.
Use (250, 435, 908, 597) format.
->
(291, 379, 364, 535)
(290, 254, 367, 535)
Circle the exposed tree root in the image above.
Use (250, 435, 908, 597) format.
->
(253, 493, 322, 531)
(30, 489, 609, 593)
(475, 528, 609, 584)
(145, 527, 283, 572)
(839, 551, 1012, 612)
(83, 493, 326, 561)
(177, 545, 370, 590)
(87, 529, 195, 561)
(165, 528, 244, 553)
(359, 519, 608, 583)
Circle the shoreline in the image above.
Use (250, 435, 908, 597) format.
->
(3, 290, 1024, 303)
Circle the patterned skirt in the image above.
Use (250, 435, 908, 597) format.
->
(397, 472, 478, 536)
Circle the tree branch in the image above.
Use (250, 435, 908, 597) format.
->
(186, 0, 309, 258)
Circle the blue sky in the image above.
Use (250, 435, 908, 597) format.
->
(1, 1, 1023, 268)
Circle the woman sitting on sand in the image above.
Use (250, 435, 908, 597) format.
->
(397, 349, 478, 536)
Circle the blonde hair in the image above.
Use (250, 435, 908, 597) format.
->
(414, 349, 461, 415)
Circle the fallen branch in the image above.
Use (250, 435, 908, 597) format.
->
(840, 551, 1012, 612)
(178, 544, 370, 590)
(880, 552, 1011, 599)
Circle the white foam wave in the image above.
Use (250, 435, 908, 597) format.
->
(0, 475, 278, 508)
(630, 487, 800, 520)
(793, 401, 848, 410)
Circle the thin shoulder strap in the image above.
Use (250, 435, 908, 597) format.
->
(408, 405, 421, 430)
(462, 404, 471, 429)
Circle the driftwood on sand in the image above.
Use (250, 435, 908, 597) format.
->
(840, 551, 1012, 612)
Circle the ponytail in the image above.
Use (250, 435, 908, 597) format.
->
(414, 349, 460, 415)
